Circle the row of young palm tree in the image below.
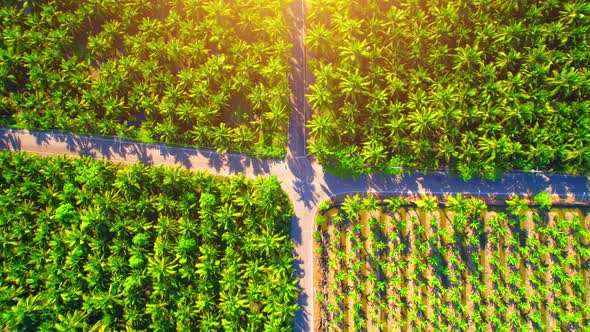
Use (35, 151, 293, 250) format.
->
(0, 0, 292, 157)
(305, 0, 589, 178)
(0, 151, 298, 330)
(315, 194, 588, 331)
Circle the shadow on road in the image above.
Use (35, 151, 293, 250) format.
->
(160, 145, 196, 169)
(0, 129, 21, 150)
(127, 143, 154, 166)
(320, 169, 589, 204)
(291, 214, 310, 332)
(287, 155, 317, 209)
(33, 131, 51, 146)
(286, 0, 309, 160)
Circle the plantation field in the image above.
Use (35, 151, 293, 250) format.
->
(0, 0, 292, 157)
(305, 0, 590, 178)
(0, 151, 298, 330)
(315, 194, 589, 331)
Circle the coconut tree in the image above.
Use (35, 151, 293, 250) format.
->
(338, 68, 370, 101)
(342, 194, 363, 221)
(307, 112, 337, 142)
(307, 82, 333, 112)
(305, 23, 334, 58)
(361, 139, 388, 168)
(505, 195, 528, 216)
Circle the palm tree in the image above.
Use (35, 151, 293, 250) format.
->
(453, 43, 484, 73)
(465, 197, 487, 219)
(383, 197, 406, 213)
(55, 310, 89, 331)
(254, 225, 287, 258)
(260, 56, 287, 84)
(533, 192, 552, 210)
(247, 83, 269, 112)
(341, 195, 363, 221)
(154, 120, 179, 144)
(505, 195, 528, 216)
(305, 23, 333, 57)
(146, 299, 174, 331)
(210, 123, 232, 153)
(407, 106, 441, 138)
(307, 112, 336, 142)
(219, 290, 248, 330)
(361, 139, 387, 167)
(338, 68, 370, 101)
(146, 254, 178, 285)
(338, 38, 371, 67)
(415, 194, 437, 241)
(198, 311, 221, 331)
(362, 195, 379, 217)
(446, 194, 468, 215)
(307, 82, 333, 112)
(215, 203, 241, 231)
(231, 125, 255, 152)
(263, 102, 288, 131)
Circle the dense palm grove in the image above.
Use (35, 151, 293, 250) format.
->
(305, 0, 589, 178)
(0, 0, 291, 157)
(0, 151, 298, 330)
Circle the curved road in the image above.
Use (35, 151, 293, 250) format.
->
(1, 1, 589, 330)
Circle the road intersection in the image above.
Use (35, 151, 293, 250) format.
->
(1, 1, 589, 330)
(1, 127, 588, 330)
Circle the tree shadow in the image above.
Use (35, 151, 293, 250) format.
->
(33, 131, 51, 146)
(128, 142, 154, 166)
(321, 168, 589, 206)
(287, 156, 317, 208)
(0, 129, 21, 150)
(74, 137, 97, 158)
(293, 178, 316, 209)
(293, 278, 310, 332)
(290, 217, 310, 331)
(226, 154, 246, 175)
(159, 145, 195, 169)
(207, 152, 224, 172)
(251, 158, 271, 175)
(290, 212, 303, 246)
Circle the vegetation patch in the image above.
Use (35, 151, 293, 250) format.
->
(315, 194, 589, 331)
(0, 151, 298, 330)
(305, 0, 590, 178)
(0, 0, 292, 157)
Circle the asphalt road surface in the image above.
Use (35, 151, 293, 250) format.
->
(1, 1, 589, 329)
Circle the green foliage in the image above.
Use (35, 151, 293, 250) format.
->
(0, 0, 292, 157)
(415, 194, 437, 212)
(318, 200, 331, 212)
(506, 195, 529, 215)
(533, 192, 552, 210)
(0, 151, 298, 330)
(316, 194, 588, 330)
(306, 0, 590, 177)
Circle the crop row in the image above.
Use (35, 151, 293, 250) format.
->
(315, 194, 589, 331)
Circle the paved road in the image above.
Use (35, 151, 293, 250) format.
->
(1, 128, 589, 331)
(1, 1, 589, 330)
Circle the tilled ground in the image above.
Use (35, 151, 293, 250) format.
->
(315, 200, 589, 331)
